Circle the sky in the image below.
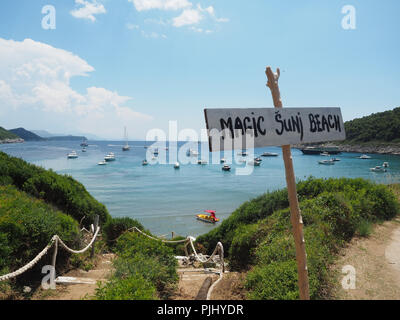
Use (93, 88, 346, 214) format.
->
(0, 0, 399, 140)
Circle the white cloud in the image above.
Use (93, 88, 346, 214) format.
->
(129, 0, 192, 11)
(172, 4, 229, 28)
(173, 8, 202, 27)
(70, 0, 106, 22)
(0, 38, 152, 139)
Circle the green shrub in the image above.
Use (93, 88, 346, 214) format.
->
(356, 220, 373, 237)
(228, 224, 259, 270)
(246, 260, 300, 300)
(103, 217, 145, 247)
(95, 275, 156, 300)
(0, 185, 79, 286)
(95, 232, 178, 299)
(0, 151, 111, 226)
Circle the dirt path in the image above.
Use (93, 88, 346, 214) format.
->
(33, 253, 115, 300)
(171, 267, 219, 300)
(332, 218, 400, 299)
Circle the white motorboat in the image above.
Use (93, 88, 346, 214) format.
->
(81, 148, 87, 153)
(67, 151, 78, 159)
(359, 154, 371, 159)
(383, 162, 389, 168)
(142, 160, 148, 166)
(174, 162, 180, 169)
(370, 166, 387, 172)
(222, 164, 231, 171)
(197, 159, 208, 165)
(104, 152, 116, 162)
(98, 160, 107, 165)
(261, 152, 278, 157)
(320, 152, 330, 156)
(254, 157, 262, 162)
(331, 158, 340, 162)
(318, 160, 335, 165)
(220, 158, 226, 163)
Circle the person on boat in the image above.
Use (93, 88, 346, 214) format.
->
(210, 211, 216, 222)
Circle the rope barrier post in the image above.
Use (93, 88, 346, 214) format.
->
(51, 237, 58, 284)
(265, 66, 310, 300)
(91, 215, 99, 259)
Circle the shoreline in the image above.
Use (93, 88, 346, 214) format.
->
(0, 138, 24, 144)
(294, 143, 400, 156)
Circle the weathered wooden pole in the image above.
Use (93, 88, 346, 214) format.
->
(91, 215, 99, 259)
(265, 66, 310, 300)
(51, 237, 58, 285)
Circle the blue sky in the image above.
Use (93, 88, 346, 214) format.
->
(0, 0, 399, 140)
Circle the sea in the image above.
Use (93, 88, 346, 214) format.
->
(1, 140, 400, 237)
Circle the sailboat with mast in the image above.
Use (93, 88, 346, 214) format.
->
(122, 127, 130, 151)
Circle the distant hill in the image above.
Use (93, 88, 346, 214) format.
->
(30, 130, 55, 138)
(344, 107, 400, 143)
(0, 127, 19, 140)
(47, 135, 87, 141)
(9, 128, 45, 141)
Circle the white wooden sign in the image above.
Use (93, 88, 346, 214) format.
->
(204, 107, 346, 151)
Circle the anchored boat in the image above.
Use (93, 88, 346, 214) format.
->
(67, 151, 78, 159)
(122, 127, 130, 151)
(370, 166, 387, 172)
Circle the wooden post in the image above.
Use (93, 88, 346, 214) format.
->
(51, 237, 58, 284)
(265, 66, 310, 300)
(91, 215, 99, 259)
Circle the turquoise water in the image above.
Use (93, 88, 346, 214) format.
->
(1, 141, 400, 237)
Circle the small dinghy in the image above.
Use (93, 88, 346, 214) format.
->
(222, 164, 231, 171)
(196, 210, 219, 224)
(174, 162, 180, 169)
(98, 160, 107, 165)
(142, 160, 149, 166)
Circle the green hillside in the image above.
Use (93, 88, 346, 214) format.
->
(0, 127, 19, 140)
(0, 186, 80, 291)
(197, 177, 400, 300)
(9, 128, 44, 141)
(0, 151, 110, 226)
(344, 107, 400, 143)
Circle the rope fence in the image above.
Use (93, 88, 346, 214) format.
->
(129, 227, 226, 300)
(0, 221, 101, 282)
(0, 219, 225, 300)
